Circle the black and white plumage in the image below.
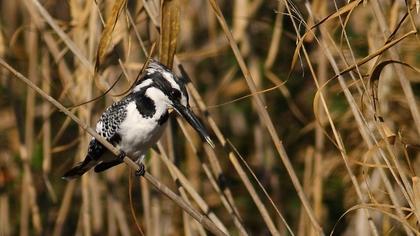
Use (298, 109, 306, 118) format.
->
(63, 60, 214, 179)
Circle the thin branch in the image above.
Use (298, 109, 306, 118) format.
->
(0, 57, 227, 236)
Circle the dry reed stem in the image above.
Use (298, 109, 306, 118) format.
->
(264, 1, 285, 69)
(413, 177, 420, 225)
(112, 198, 131, 236)
(295, 0, 419, 234)
(329, 0, 416, 209)
(52, 181, 77, 236)
(29, 0, 117, 95)
(155, 143, 228, 234)
(284, 1, 379, 235)
(323, 23, 413, 235)
(314, 2, 419, 233)
(20, 20, 42, 235)
(19, 169, 29, 236)
(22, 0, 74, 104)
(202, 164, 249, 236)
(174, 117, 248, 234)
(264, 70, 307, 123)
(333, 204, 419, 234)
(307, 3, 412, 234)
(298, 147, 314, 236)
(313, 28, 327, 232)
(80, 117, 92, 236)
(128, 171, 145, 236)
(106, 191, 118, 235)
(227, 140, 295, 236)
(330, 24, 412, 235)
(370, 0, 420, 137)
(183, 77, 286, 233)
(331, 30, 417, 81)
(90, 177, 104, 233)
(30, 0, 91, 70)
(157, 144, 207, 236)
(126, 10, 148, 57)
(368, 3, 420, 223)
(156, 143, 229, 233)
(0, 195, 10, 235)
(41, 51, 57, 202)
(228, 150, 280, 235)
(140, 178, 152, 235)
(180, 90, 244, 221)
(208, 0, 323, 234)
(150, 153, 162, 236)
(0, 58, 227, 236)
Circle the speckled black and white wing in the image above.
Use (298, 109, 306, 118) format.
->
(62, 97, 132, 179)
(96, 98, 132, 142)
(87, 96, 135, 158)
(89, 98, 133, 157)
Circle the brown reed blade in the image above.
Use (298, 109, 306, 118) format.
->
(159, 0, 180, 68)
(95, 0, 127, 72)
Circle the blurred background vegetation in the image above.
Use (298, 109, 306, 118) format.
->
(0, 0, 420, 235)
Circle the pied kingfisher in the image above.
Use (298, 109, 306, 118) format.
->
(63, 60, 214, 179)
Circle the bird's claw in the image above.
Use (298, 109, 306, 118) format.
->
(117, 151, 126, 161)
(135, 163, 145, 176)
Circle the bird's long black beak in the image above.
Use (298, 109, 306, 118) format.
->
(173, 102, 215, 148)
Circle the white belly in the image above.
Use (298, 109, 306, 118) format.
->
(118, 103, 168, 159)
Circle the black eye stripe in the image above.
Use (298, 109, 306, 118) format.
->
(137, 69, 187, 102)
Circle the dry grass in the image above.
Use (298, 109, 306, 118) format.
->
(0, 0, 420, 235)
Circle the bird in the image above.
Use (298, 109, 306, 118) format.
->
(63, 60, 214, 179)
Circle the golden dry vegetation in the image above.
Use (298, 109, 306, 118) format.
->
(0, 0, 420, 235)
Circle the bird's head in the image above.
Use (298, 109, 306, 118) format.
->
(133, 60, 214, 148)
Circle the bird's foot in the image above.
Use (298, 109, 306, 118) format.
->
(135, 163, 145, 177)
(117, 150, 127, 161)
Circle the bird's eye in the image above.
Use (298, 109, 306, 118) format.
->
(170, 89, 181, 99)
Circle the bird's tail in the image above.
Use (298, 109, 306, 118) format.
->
(62, 158, 96, 180)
